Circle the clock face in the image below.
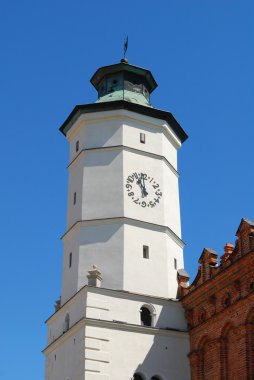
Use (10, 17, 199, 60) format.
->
(125, 171, 162, 208)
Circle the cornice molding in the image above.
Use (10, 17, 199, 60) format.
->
(61, 217, 184, 248)
(43, 317, 188, 355)
(45, 285, 180, 324)
(59, 101, 188, 144)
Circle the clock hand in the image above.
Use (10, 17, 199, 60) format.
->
(139, 183, 148, 198)
(140, 173, 148, 198)
(137, 178, 142, 190)
(140, 173, 145, 187)
(137, 179, 146, 197)
(141, 186, 148, 198)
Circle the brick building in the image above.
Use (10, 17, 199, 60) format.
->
(179, 218, 254, 379)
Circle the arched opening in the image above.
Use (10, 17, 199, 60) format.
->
(63, 313, 70, 333)
(192, 335, 209, 380)
(221, 323, 240, 379)
(140, 306, 152, 326)
(222, 293, 231, 308)
(133, 373, 144, 380)
(198, 309, 206, 323)
(151, 375, 162, 380)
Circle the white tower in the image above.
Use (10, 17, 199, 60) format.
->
(44, 59, 190, 380)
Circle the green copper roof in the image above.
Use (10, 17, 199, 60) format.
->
(96, 89, 151, 106)
(90, 61, 158, 107)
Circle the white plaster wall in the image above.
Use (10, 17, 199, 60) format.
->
(45, 288, 190, 380)
(123, 224, 169, 298)
(46, 323, 190, 380)
(61, 231, 81, 303)
(84, 325, 110, 378)
(121, 115, 178, 170)
(67, 158, 83, 228)
(61, 222, 124, 304)
(107, 328, 189, 380)
(83, 324, 190, 380)
(163, 163, 182, 238)
(123, 224, 183, 298)
(85, 289, 187, 330)
(45, 329, 85, 380)
(82, 118, 122, 150)
(47, 291, 86, 346)
(81, 150, 124, 221)
(68, 116, 123, 163)
(67, 149, 124, 229)
(61, 219, 183, 303)
(77, 222, 124, 292)
(67, 110, 179, 170)
(161, 126, 179, 171)
(47, 287, 188, 349)
(165, 234, 184, 297)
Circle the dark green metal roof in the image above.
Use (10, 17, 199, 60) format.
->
(90, 62, 158, 93)
(59, 100, 188, 143)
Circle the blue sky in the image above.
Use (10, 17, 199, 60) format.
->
(0, 1, 253, 379)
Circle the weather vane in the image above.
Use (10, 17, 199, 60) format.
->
(122, 36, 128, 63)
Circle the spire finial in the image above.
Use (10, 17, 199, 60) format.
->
(121, 36, 128, 63)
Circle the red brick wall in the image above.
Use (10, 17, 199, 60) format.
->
(181, 219, 254, 380)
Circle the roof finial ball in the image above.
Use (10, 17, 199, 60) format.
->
(121, 36, 128, 64)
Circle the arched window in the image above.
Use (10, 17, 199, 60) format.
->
(151, 376, 161, 380)
(63, 313, 70, 333)
(141, 306, 152, 326)
(222, 293, 231, 308)
(133, 374, 144, 380)
(198, 309, 206, 323)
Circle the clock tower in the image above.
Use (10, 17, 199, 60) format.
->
(44, 59, 190, 380)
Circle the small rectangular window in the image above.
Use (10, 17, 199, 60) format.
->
(73, 192, 76, 205)
(174, 258, 177, 270)
(69, 253, 72, 268)
(140, 133, 146, 144)
(143, 245, 149, 259)
(76, 140, 79, 152)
